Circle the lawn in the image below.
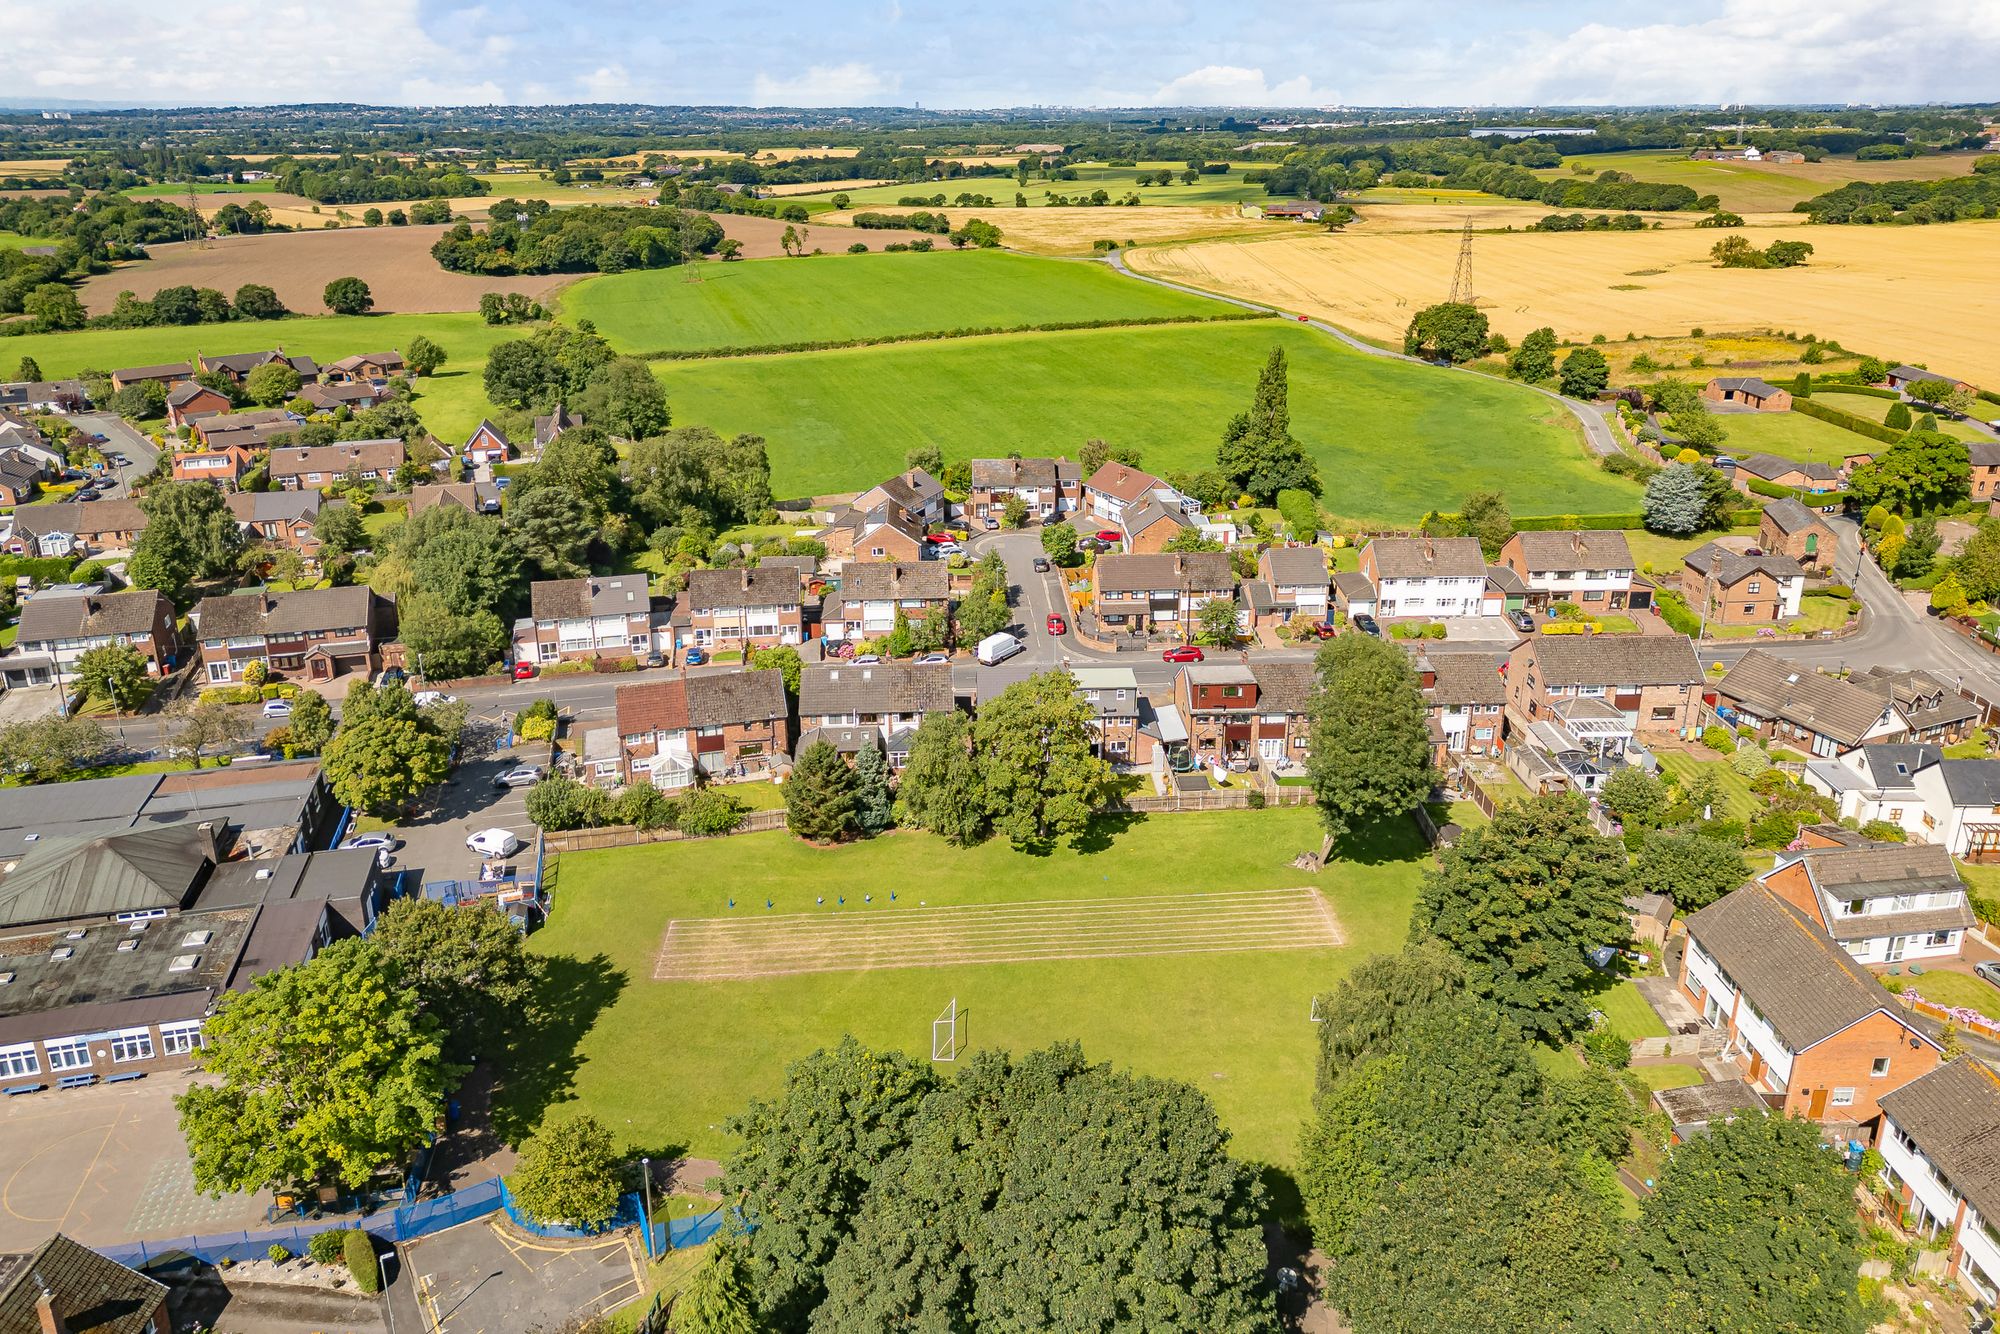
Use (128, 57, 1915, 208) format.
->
(561, 249, 1237, 354)
(0, 231, 45, 251)
(1904, 968, 2000, 1022)
(787, 163, 1281, 215)
(654, 320, 1638, 523)
(1627, 1063, 1706, 1092)
(1653, 750, 1762, 821)
(1622, 526, 1760, 578)
(1814, 389, 1989, 442)
(1712, 408, 1876, 466)
(515, 807, 1425, 1168)
(1583, 974, 1670, 1041)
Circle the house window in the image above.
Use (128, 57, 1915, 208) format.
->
(109, 1029, 154, 1063)
(0, 1042, 38, 1078)
(160, 1021, 204, 1056)
(1747, 581, 1761, 594)
(44, 1038, 89, 1071)
(1582, 590, 1605, 601)
(1830, 1087, 1856, 1107)
(1109, 739, 1127, 754)
(1650, 706, 1677, 722)
(1928, 930, 1954, 947)
(1872, 1058, 1891, 1078)
(1474, 727, 1494, 740)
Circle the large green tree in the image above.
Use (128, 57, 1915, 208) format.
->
(971, 670, 1111, 847)
(0, 714, 111, 783)
(1216, 347, 1320, 501)
(177, 938, 456, 1193)
(786, 739, 859, 842)
(322, 275, 374, 315)
(286, 687, 334, 754)
(1305, 634, 1435, 846)
(74, 642, 151, 712)
(1509, 326, 1558, 382)
(851, 743, 894, 835)
(1412, 794, 1630, 1041)
(895, 710, 987, 844)
(397, 591, 508, 681)
(576, 356, 670, 439)
(1847, 430, 1971, 515)
(243, 361, 301, 406)
(1559, 346, 1611, 399)
(507, 1114, 624, 1229)
(627, 426, 772, 530)
(322, 715, 452, 816)
(369, 897, 537, 1063)
(504, 485, 594, 577)
(1401, 302, 1489, 364)
(130, 481, 248, 598)
(1634, 828, 1747, 913)
(671, 1242, 759, 1334)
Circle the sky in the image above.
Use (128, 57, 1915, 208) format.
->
(2, 0, 1996, 110)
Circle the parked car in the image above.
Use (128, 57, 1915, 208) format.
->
(1076, 537, 1110, 554)
(376, 667, 407, 687)
(1093, 530, 1123, 544)
(913, 652, 949, 664)
(73, 489, 98, 502)
(466, 828, 523, 858)
(1310, 621, 1338, 640)
(260, 698, 292, 718)
(1975, 960, 2000, 989)
(1351, 614, 1381, 637)
(925, 532, 954, 544)
(1031, 556, 1051, 573)
(1162, 645, 1205, 663)
(853, 654, 882, 665)
(684, 646, 708, 666)
(1046, 613, 1067, 635)
(341, 833, 400, 854)
(494, 765, 543, 788)
(1507, 609, 1534, 633)
(981, 516, 1000, 530)
(511, 661, 537, 681)
(413, 691, 457, 708)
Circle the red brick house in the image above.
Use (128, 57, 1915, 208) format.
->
(1250, 659, 1317, 767)
(323, 351, 406, 383)
(8, 500, 149, 558)
(172, 443, 257, 489)
(1681, 880, 1942, 1137)
(1419, 652, 1506, 763)
(1505, 634, 1703, 741)
(1496, 530, 1638, 612)
(1173, 662, 1312, 770)
(1886, 364, 1977, 397)
(819, 504, 928, 565)
(407, 481, 502, 517)
(227, 490, 332, 560)
(1758, 497, 1837, 571)
(684, 567, 806, 651)
(197, 347, 317, 385)
(464, 420, 511, 465)
(1091, 552, 1236, 638)
(1680, 544, 1807, 625)
(852, 466, 946, 530)
(1703, 376, 1792, 411)
(967, 457, 1081, 522)
(14, 586, 180, 675)
(295, 381, 386, 414)
(797, 662, 955, 766)
(1245, 546, 1331, 629)
(109, 361, 193, 391)
(685, 669, 791, 777)
(609, 676, 696, 789)
(192, 585, 394, 683)
(822, 561, 950, 642)
(165, 380, 232, 428)
(1730, 452, 1841, 496)
(267, 440, 404, 491)
(516, 574, 660, 666)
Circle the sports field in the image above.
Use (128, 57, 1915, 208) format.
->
(1128, 222, 2000, 388)
(652, 318, 1636, 521)
(562, 249, 1239, 353)
(517, 807, 1425, 1166)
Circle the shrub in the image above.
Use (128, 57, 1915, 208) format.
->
(343, 1230, 380, 1293)
(241, 659, 269, 688)
(308, 1230, 346, 1266)
(267, 1244, 293, 1264)
(1730, 741, 1770, 777)
(676, 786, 747, 837)
(1748, 806, 1806, 849)
(1858, 819, 1908, 843)
(1579, 1028, 1630, 1069)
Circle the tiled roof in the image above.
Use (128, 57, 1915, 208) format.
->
(1092, 551, 1234, 594)
(1366, 536, 1486, 580)
(529, 574, 649, 621)
(193, 586, 379, 639)
(1760, 497, 1826, 535)
(1251, 660, 1316, 714)
(684, 668, 787, 726)
(799, 663, 954, 717)
(1709, 376, 1782, 396)
(1734, 452, 1840, 484)
(1083, 461, 1164, 504)
(407, 482, 501, 516)
(686, 566, 804, 612)
(1425, 653, 1506, 706)
(1508, 529, 1634, 572)
(1683, 541, 1806, 587)
(1877, 1059, 2000, 1228)
(1850, 667, 1980, 734)
(969, 457, 1063, 489)
(1684, 881, 1910, 1052)
(1120, 500, 1186, 537)
(615, 678, 689, 738)
(16, 589, 166, 645)
(1262, 546, 1329, 587)
(0, 1232, 169, 1334)
(835, 561, 948, 602)
(1789, 842, 1960, 902)
(227, 489, 323, 525)
(111, 362, 191, 380)
(1333, 570, 1376, 600)
(1521, 634, 1701, 687)
(266, 439, 404, 478)
(10, 500, 148, 539)
(1717, 649, 1896, 747)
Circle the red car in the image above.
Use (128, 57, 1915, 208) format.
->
(1161, 645, 1205, 663)
(1094, 530, 1123, 544)
(1310, 622, 1338, 640)
(512, 661, 538, 681)
(925, 532, 954, 544)
(1046, 613, 1067, 635)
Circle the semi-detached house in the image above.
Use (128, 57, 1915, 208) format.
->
(1356, 536, 1496, 619)
(1758, 840, 1975, 966)
(1504, 634, 1703, 743)
(1091, 552, 1235, 637)
(684, 567, 805, 651)
(1878, 1058, 2000, 1304)
(797, 662, 955, 766)
(11, 586, 179, 680)
(822, 562, 950, 642)
(967, 457, 1080, 522)
(517, 574, 660, 665)
(267, 440, 404, 491)
(1497, 530, 1639, 612)
(1680, 881, 1942, 1137)
(606, 669, 793, 785)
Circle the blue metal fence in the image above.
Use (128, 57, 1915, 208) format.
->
(498, 1180, 646, 1244)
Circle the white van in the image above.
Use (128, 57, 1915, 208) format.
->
(976, 632, 1023, 666)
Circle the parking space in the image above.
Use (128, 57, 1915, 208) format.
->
(0, 1071, 270, 1249)
(404, 1218, 642, 1334)
(380, 744, 546, 889)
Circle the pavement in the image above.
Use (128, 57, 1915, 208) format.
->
(165, 1274, 387, 1334)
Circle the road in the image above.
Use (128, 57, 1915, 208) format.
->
(1100, 248, 1622, 457)
(63, 412, 158, 499)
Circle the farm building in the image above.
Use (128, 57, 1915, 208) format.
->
(1886, 364, 1977, 396)
(1262, 203, 1326, 221)
(1702, 376, 1791, 412)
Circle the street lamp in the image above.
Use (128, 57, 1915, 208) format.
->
(378, 1248, 397, 1334)
(640, 1156, 656, 1259)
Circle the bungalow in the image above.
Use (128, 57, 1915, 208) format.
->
(1680, 543, 1806, 625)
(192, 585, 394, 683)
(1680, 880, 1942, 1135)
(1418, 651, 1506, 762)
(797, 662, 955, 763)
(323, 351, 406, 383)
(171, 443, 257, 489)
(822, 561, 950, 642)
(1758, 839, 1975, 965)
(684, 566, 806, 651)
(1886, 364, 1977, 397)
(295, 381, 386, 415)
(684, 668, 791, 776)
(407, 481, 502, 517)
(1505, 633, 1704, 742)
(516, 574, 659, 665)
(463, 419, 511, 466)
(966, 457, 1081, 522)
(1091, 551, 1236, 638)
(0, 378, 87, 412)
(1759, 497, 1838, 571)
(1877, 1059, 2000, 1303)
(1071, 666, 1153, 766)
(165, 379, 232, 428)
(197, 347, 317, 385)
(1702, 376, 1792, 412)
(7, 499, 149, 558)
(1357, 536, 1495, 619)
(1244, 545, 1331, 629)
(1730, 452, 1840, 495)
(1262, 202, 1326, 221)
(109, 362, 192, 391)
(1496, 530, 1639, 612)
(267, 439, 404, 490)
(818, 502, 927, 565)
(227, 489, 330, 558)
(13, 585, 179, 675)
(1713, 649, 1909, 758)
(852, 466, 946, 530)
(611, 676, 696, 789)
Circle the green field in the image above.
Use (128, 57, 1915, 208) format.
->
(515, 808, 1424, 1167)
(0, 231, 45, 251)
(1709, 407, 1874, 466)
(562, 249, 1238, 354)
(121, 181, 284, 199)
(1622, 526, 1760, 577)
(1536, 151, 1819, 214)
(1814, 390, 1990, 442)
(653, 320, 1638, 520)
(792, 163, 1280, 215)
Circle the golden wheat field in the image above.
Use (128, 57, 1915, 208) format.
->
(889, 205, 1288, 255)
(1127, 220, 2000, 381)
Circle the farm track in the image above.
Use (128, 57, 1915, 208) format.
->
(653, 887, 1343, 981)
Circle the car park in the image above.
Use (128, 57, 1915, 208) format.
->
(494, 765, 543, 788)
(466, 828, 523, 857)
(1352, 614, 1381, 637)
(261, 698, 292, 718)
(1162, 645, 1204, 663)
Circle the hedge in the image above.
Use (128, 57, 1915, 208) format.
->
(1655, 588, 1702, 637)
(343, 1230, 380, 1293)
(1746, 478, 1796, 499)
(636, 310, 1277, 361)
(1510, 513, 1647, 531)
(1980, 389, 2000, 408)
(1790, 398, 1900, 444)
(0, 556, 77, 584)
(1812, 383, 1898, 401)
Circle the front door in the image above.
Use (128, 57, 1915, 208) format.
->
(1886, 936, 1907, 963)
(1807, 1088, 1829, 1119)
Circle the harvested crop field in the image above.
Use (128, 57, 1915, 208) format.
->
(1536, 150, 1991, 215)
(82, 225, 571, 315)
(1128, 221, 2000, 385)
(710, 211, 939, 256)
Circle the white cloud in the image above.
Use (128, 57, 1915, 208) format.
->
(1148, 65, 1337, 106)
(751, 62, 895, 106)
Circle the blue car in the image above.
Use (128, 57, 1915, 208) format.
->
(684, 646, 707, 666)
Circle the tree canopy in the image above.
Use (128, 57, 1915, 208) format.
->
(1216, 347, 1320, 502)
(1305, 634, 1435, 846)
(1401, 302, 1489, 364)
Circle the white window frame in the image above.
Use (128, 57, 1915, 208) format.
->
(1871, 1057, 1891, 1078)
(44, 1038, 90, 1071)
(1830, 1087, 1856, 1107)
(109, 1028, 154, 1063)
(0, 1042, 39, 1078)
(160, 1021, 204, 1056)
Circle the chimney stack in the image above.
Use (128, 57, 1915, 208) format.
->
(34, 1271, 67, 1334)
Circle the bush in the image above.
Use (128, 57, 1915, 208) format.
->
(1579, 1027, 1630, 1069)
(676, 786, 747, 837)
(1748, 806, 1806, 849)
(1791, 397, 1900, 444)
(308, 1230, 346, 1266)
(1655, 589, 1702, 638)
(1858, 819, 1908, 843)
(343, 1230, 380, 1293)
(267, 1244, 293, 1264)
(1730, 741, 1770, 777)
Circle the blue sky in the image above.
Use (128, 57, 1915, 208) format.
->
(5, 0, 1996, 109)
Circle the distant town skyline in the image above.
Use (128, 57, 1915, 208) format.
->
(3, 0, 1996, 112)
